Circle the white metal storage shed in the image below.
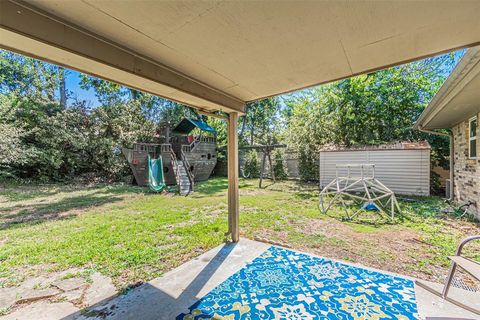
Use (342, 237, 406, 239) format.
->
(319, 141, 431, 196)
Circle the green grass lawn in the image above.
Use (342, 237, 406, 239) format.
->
(0, 177, 478, 290)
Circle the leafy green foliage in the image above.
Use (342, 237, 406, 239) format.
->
(273, 150, 287, 180)
(298, 147, 319, 181)
(0, 51, 59, 103)
(283, 54, 459, 182)
(240, 98, 281, 146)
(0, 48, 461, 186)
(0, 96, 156, 181)
(0, 50, 168, 181)
(243, 150, 259, 178)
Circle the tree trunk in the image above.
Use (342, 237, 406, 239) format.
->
(59, 67, 67, 108)
(239, 105, 248, 141)
(250, 125, 254, 145)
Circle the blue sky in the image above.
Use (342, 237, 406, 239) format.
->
(65, 71, 100, 108)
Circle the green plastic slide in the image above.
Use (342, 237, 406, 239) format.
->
(148, 155, 166, 192)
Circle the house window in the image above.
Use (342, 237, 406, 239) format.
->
(469, 116, 477, 159)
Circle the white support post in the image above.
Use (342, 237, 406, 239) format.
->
(227, 112, 239, 242)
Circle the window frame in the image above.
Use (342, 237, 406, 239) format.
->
(469, 116, 477, 159)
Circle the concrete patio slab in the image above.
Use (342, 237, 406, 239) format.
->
(2, 300, 79, 320)
(415, 282, 480, 319)
(61, 238, 479, 320)
(67, 238, 270, 320)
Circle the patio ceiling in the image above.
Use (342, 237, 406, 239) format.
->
(1, 0, 480, 114)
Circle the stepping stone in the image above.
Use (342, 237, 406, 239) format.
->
(53, 277, 86, 291)
(1, 300, 79, 320)
(16, 287, 60, 304)
(84, 273, 116, 306)
(19, 276, 52, 290)
(60, 288, 84, 302)
(0, 287, 17, 309)
(0, 277, 59, 310)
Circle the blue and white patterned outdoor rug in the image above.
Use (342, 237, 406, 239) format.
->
(177, 246, 418, 319)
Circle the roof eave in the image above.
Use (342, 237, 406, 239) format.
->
(415, 46, 480, 130)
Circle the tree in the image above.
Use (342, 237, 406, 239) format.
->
(58, 67, 67, 109)
(242, 97, 281, 145)
(0, 51, 161, 181)
(284, 53, 459, 180)
(0, 48, 461, 185)
(0, 50, 58, 104)
(79, 74, 127, 106)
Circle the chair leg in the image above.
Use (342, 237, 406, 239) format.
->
(442, 262, 457, 298)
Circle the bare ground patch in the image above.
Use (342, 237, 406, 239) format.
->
(251, 216, 479, 283)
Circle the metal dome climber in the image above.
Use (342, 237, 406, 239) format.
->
(319, 164, 400, 221)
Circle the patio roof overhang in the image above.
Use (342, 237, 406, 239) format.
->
(2, 0, 480, 114)
(415, 46, 480, 130)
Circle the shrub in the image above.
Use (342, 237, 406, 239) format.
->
(273, 150, 287, 180)
(0, 96, 156, 182)
(298, 148, 319, 181)
(243, 150, 259, 178)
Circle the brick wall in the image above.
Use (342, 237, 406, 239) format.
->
(452, 112, 480, 219)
